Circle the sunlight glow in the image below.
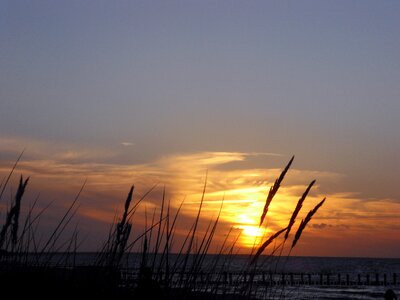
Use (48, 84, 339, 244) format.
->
(4, 148, 399, 256)
(235, 225, 267, 247)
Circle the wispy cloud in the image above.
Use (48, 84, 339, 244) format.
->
(121, 142, 134, 147)
(0, 135, 116, 162)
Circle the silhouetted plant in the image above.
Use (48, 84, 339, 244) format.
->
(0, 153, 326, 300)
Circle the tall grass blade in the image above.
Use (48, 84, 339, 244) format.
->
(259, 156, 294, 226)
(291, 197, 326, 249)
(251, 226, 288, 265)
(0, 149, 25, 202)
(285, 180, 315, 240)
(0, 175, 29, 250)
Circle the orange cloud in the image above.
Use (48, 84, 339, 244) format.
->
(1, 137, 399, 257)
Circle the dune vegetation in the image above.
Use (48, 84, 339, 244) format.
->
(0, 153, 325, 299)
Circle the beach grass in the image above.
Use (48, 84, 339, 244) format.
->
(0, 154, 325, 299)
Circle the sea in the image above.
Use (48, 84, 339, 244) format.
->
(12, 253, 400, 299)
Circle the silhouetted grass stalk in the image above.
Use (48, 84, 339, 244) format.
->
(0, 154, 327, 300)
(259, 156, 294, 227)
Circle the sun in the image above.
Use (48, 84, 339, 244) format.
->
(200, 186, 269, 249)
(241, 225, 264, 237)
(235, 225, 266, 247)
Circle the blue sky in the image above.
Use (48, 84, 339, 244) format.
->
(1, 1, 400, 256)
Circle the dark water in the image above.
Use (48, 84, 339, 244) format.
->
(222, 255, 399, 299)
(38, 253, 400, 272)
(203, 255, 399, 299)
(12, 253, 400, 299)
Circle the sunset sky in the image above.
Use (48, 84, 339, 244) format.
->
(1, 1, 400, 258)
